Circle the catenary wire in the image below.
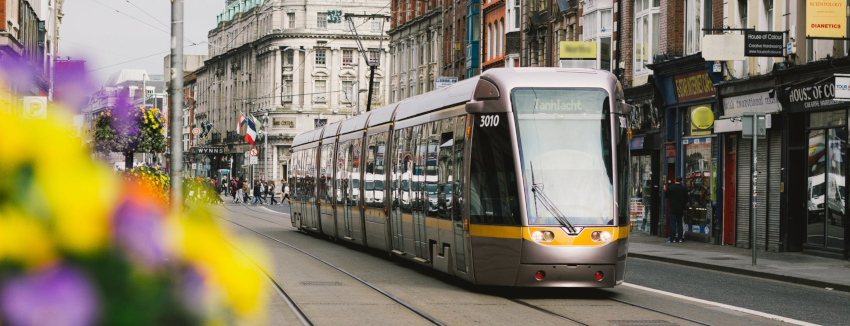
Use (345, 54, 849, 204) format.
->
(86, 0, 198, 45)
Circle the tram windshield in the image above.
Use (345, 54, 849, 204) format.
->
(512, 88, 614, 225)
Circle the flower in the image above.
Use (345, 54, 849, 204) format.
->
(112, 191, 170, 269)
(0, 265, 99, 326)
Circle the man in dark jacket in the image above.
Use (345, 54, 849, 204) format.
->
(665, 176, 688, 243)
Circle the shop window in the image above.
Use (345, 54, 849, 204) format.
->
(630, 155, 653, 232)
(810, 110, 847, 128)
(683, 137, 713, 235)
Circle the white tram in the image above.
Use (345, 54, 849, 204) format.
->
(289, 68, 632, 287)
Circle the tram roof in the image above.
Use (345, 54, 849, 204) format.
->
(366, 103, 399, 128)
(394, 76, 478, 121)
(320, 121, 343, 140)
(338, 110, 371, 135)
(292, 125, 324, 147)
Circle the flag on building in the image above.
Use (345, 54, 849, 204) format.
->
(252, 115, 263, 141)
(200, 121, 208, 139)
(237, 113, 246, 134)
(244, 118, 257, 145)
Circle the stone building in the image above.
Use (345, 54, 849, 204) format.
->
(387, 0, 442, 102)
(194, 0, 390, 182)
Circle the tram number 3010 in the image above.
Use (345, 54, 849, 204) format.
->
(480, 115, 500, 127)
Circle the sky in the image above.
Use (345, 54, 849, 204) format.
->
(60, 0, 225, 85)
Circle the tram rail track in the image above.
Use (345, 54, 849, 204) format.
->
(211, 206, 448, 326)
(217, 203, 717, 326)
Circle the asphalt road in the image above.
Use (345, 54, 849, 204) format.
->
(625, 257, 850, 326)
(216, 201, 843, 326)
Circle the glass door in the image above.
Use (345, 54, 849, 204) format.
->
(807, 128, 847, 249)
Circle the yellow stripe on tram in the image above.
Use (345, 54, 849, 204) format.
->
(468, 225, 522, 239)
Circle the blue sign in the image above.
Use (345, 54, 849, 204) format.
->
(630, 137, 645, 150)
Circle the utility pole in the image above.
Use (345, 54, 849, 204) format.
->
(264, 111, 268, 182)
(170, 0, 184, 214)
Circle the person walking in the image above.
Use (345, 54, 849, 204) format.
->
(251, 181, 261, 205)
(260, 181, 267, 205)
(268, 181, 279, 205)
(235, 177, 244, 203)
(665, 176, 688, 243)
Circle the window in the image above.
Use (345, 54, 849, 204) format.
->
(315, 49, 326, 65)
(372, 81, 382, 101)
(317, 12, 328, 29)
(370, 50, 379, 65)
(314, 79, 327, 102)
(285, 50, 294, 66)
(685, 0, 711, 55)
(514, 0, 520, 29)
(288, 12, 295, 28)
(341, 80, 353, 103)
(469, 112, 520, 225)
(583, 8, 614, 71)
(419, 38, 425, 66)
(487, 24, 493, 60)
(343, 49, 353, 66)
(764, 0, 773, 31)
(371, 21, 381, 32)
(500, 19, 505, 55)
(634, 0, 660, 73)
(282, 79, 293, 103)
(410, 84, 414, 97)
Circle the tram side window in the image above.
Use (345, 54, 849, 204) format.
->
(469, 113, 521, 225)
(453, 116, 467, 222)
(617, 121, 630, 227)
(365, 134, 377, 206)
(437, 118, 455, 220)
(375, 132, 387, 208)
(426, 121, 441, 218)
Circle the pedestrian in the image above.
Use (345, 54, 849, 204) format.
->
(665, 176, 688, 243)
(282, 183, 290, 204)
(268, 181, 279, 205)
(251, 181, 262, 205)
(235, 177, 244, 203)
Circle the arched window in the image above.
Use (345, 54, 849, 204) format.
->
(495, 24, 500, 58)
(488, 24, 493, 60)
(500, 19, 505, 55)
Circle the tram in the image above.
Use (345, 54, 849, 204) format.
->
(289, 68, 632, 287)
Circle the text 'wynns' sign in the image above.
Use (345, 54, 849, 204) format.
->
(674, 71, 716, 102)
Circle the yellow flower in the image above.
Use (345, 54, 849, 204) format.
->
(0, 208, 57, 269)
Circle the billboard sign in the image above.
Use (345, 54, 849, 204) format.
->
(559, 41, 597, 59)
(806, 0, 845, 38)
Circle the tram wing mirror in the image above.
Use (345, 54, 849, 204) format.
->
(619, 100, 632, 114)
(465, 101, 485, 113)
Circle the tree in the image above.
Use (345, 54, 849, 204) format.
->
(94, 104, 166, 170)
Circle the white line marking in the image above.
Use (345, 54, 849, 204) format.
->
(260, 206, 288, 216)
(623, 283, 820, 326)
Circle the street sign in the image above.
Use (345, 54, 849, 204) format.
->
(742, 113, 766, 140)
(435, 77, 458, 89)
(23, 96, 47, 119)
(192, 128, 200, 135)
(250, 148, 259, 156)
(713, 61, 722, 73)
(250, 156, 258, 165)
(192, 163, 197, 170)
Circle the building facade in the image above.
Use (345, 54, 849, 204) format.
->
(195, 0, 390, 183)
(388, 0, 442, 102)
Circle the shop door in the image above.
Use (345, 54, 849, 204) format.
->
(723, 135, 736, 245)
(806, 128, 846, 250)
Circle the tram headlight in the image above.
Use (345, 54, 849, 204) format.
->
(590, 231, 612, 243)
(531, 230, 555, 242)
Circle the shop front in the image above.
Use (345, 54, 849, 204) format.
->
(649, 54, 722, 243)
(625, 82, 663, 235)
(781, 71, 850, 259)
(715, 77, 784, 250)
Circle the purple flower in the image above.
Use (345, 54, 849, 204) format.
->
(179, 266, 207, 315)
(113, 199, 170, 269)
(0, 265, 99, 326)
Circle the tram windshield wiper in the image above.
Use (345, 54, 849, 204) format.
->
(530, 163, 577, 234)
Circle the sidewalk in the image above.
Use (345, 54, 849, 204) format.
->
(627, 233, 850, 292)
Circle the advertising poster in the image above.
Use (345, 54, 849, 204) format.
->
(806, 0, 845, 38)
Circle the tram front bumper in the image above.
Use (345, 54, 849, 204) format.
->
(515, 264, 617, 288)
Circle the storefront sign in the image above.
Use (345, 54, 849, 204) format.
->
(674, 71, 716, 102)
(191, 147, 225, 154)
(690, 105, 714, 136)
(273, 117, 296, 129)
(630, 137, 645, 150)
(665, 142, 676, 157)
(806, 0, 846, 38)
(559, 41, 597, 59)
(834, 75, 850, 101)
(722, 91, 782, 117)
(744, 31, 784, 57)
(787, 78, 844, 112)
(715, 114, 772, 133)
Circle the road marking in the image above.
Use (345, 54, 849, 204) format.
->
(260, 206, 288, 216)
(623, 283, 820, 326)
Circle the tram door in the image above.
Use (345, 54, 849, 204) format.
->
(303, 148, 316, 230)
(336, 141, 350, 238)
(452, 116, 468, 272)
(390, 130, 405, 252)
(413, 125, 429, 260)
(341, 141, 354, 239)
(345, 139, 364, 241)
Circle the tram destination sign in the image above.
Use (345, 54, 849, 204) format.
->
(744, 31, 784, 57)
(191, 147, 225, 154)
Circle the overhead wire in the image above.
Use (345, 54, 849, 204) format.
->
(87, 0, 199, 46)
